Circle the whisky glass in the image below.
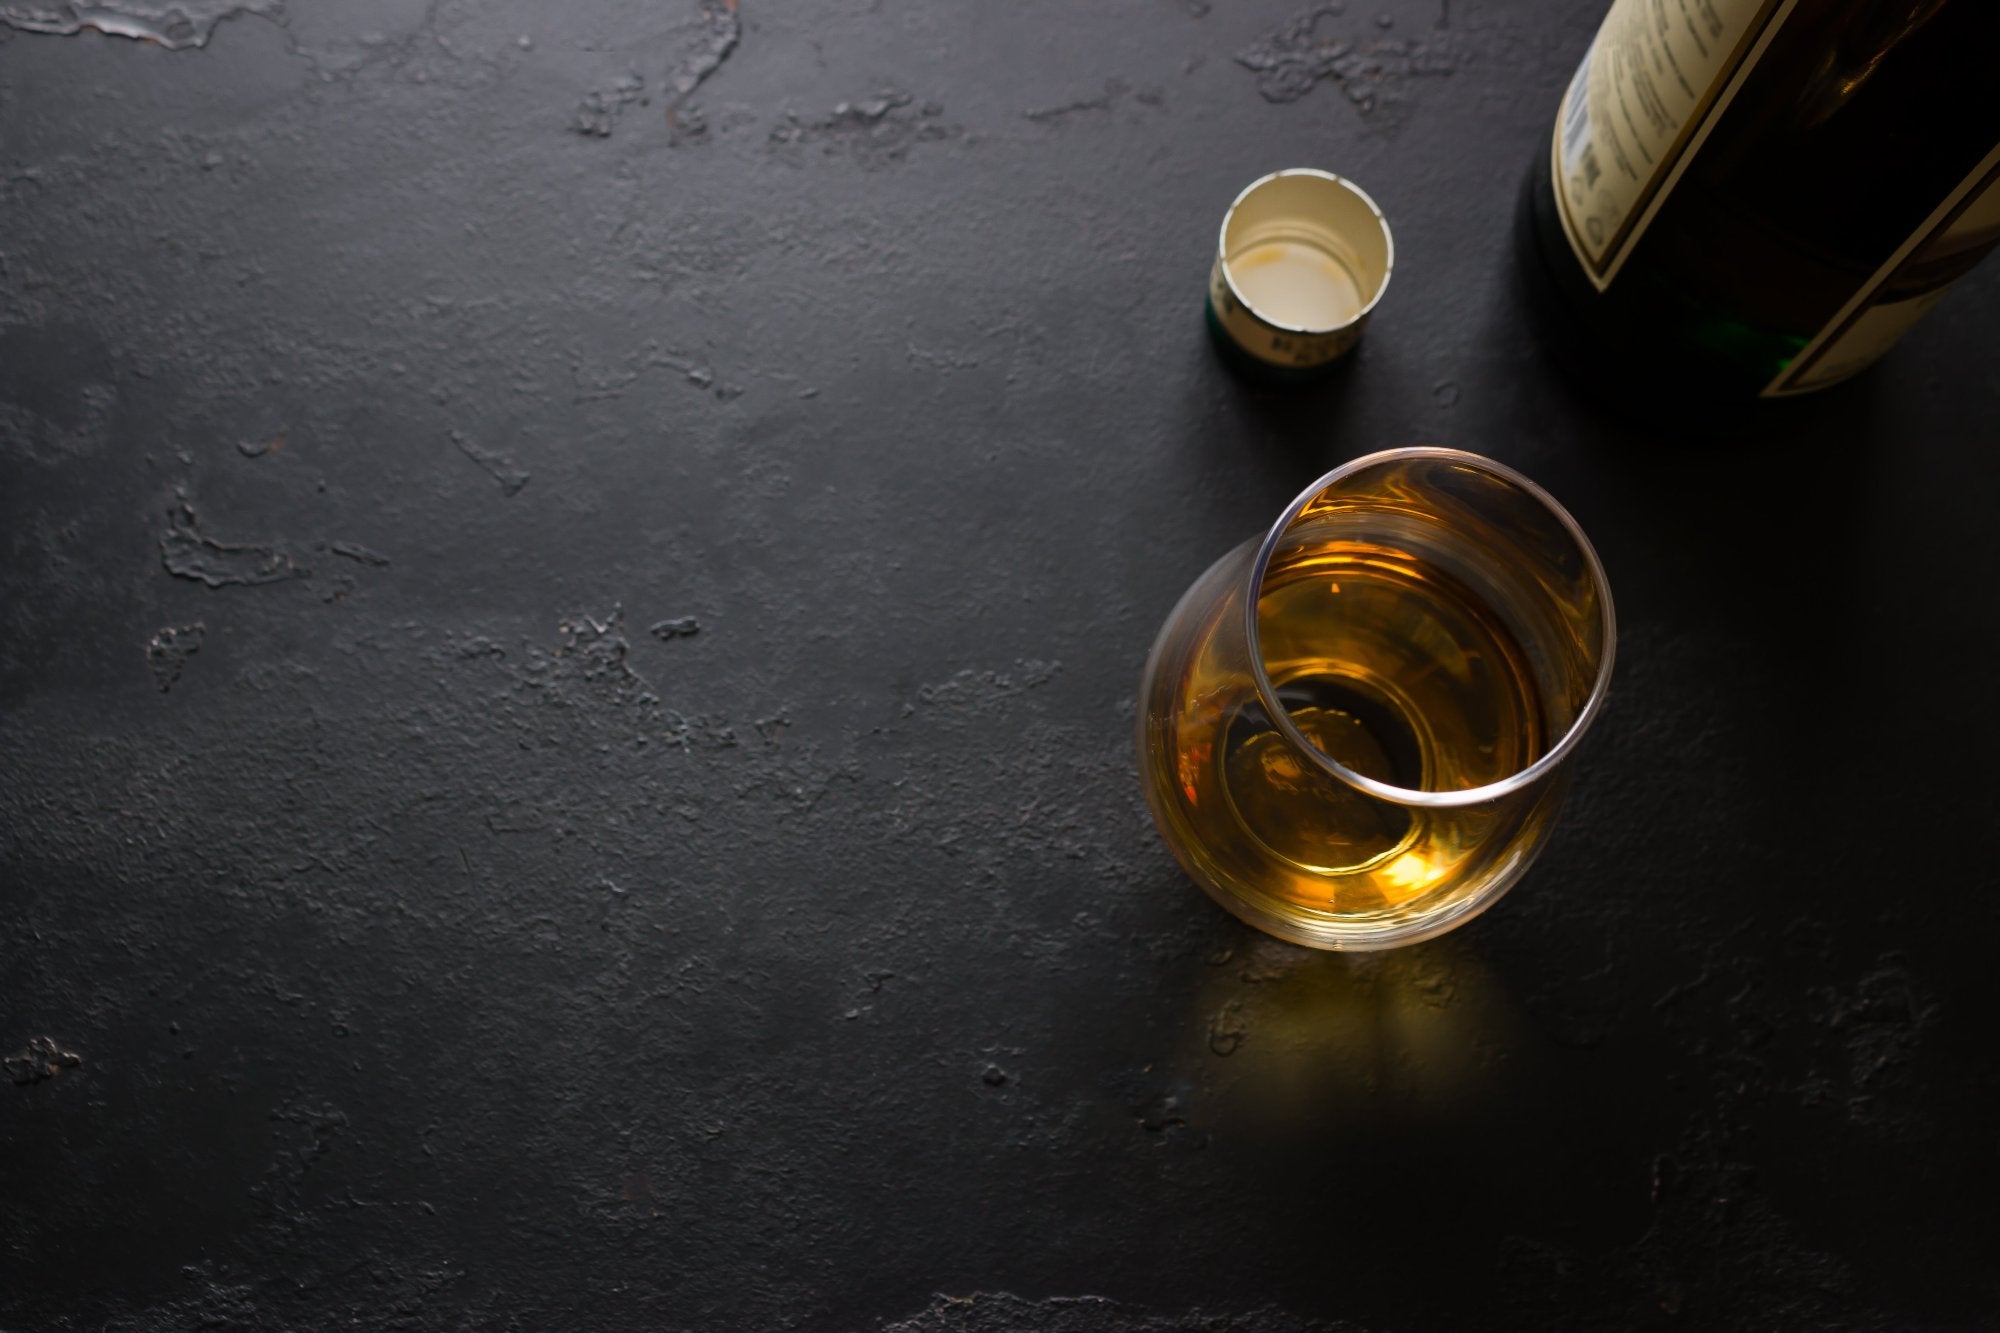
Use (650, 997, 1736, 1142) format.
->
(1138, 448, 1615, 950)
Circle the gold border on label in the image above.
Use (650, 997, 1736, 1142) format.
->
(1552, 0, 1800, 292)
(1765, 139, 2000, 397)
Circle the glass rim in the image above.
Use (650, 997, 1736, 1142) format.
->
(1241, 446, 1618, 810)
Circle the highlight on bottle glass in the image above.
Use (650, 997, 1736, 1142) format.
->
(1137, 448, 1615, 951)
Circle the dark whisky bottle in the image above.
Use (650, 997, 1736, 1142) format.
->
(1522, 0, 2000, 399)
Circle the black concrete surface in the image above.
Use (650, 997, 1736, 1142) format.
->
(4, 2, 1998, 1329)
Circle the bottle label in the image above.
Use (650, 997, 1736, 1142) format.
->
(1551, 0, 1798, 290)
(1764, 143, 2000, 395)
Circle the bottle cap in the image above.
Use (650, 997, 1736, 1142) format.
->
(1205, 169, 1394, 378)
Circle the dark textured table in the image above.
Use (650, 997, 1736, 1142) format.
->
(5, 1, 1998, 1329)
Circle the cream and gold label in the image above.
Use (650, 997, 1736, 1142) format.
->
(1552, 0, 1798, 290)
(1551, 0, 1997, 394)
